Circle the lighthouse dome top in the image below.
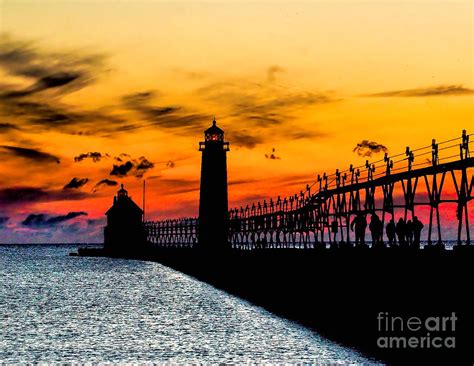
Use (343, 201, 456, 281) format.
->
(204, 117, 224, 136)
(117, 184, 128, 197)
(199, 117, 229, 151)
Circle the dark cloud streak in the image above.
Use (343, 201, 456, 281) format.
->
(0, 145, 60, 164)
(353, 140, 388, 157)
(63, 177, 89, 190)
(93, 179, 118, 192)
(197, 80, 334, 128)
(0, 34, 106, 97)
(0, 122, 20, 133)
(121, 90, 210, 134)
(365, 85, 474, 97)
(22, 211, 87, 227)
(0, 34, 126, 136)
(135, 157, 154, 178)
(109, 156, 155, 178)
(74, 152, 109, 162)
(0, 187, 89, 206)
(110, 161, 134, 177)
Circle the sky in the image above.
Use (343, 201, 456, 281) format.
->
(0, 0, 472, 243)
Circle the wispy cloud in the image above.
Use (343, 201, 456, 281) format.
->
(109, 156, 155, 178)
(1, 38, 333, 144)
(353, 140, 388, 157)
(110, 161, 134, 177)
(114, 153, 130, 162)
(63, 177, 89, 190)
(22, 211, 87, 227)
(121, 90, 210, 134)
(0, 33, 106, 98)
(135, 157, 154, 178)
(0, 186, 89, 206)
(93, 178, 118, 192)
(74, 152, 109, 163)
(0, 122, 20, 133)
(0, 34, 129, 136)
(0, 98, 126, 134)
(0, 145, 60, 164)
(198, 80, 333, 127)
(195, 71, 334, 148)
(227, 130, 264, 149)
(365, 85, 474, 97)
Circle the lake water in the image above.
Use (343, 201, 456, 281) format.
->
(0, 245, 375, 364)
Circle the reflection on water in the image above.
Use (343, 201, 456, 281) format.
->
(0, 245, 374, 364)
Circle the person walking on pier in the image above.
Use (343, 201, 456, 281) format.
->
(406, 219, 414, 245)
(412, 216, 424, 248)
(331, 220, 339, 244)
(386, 219, 396, 247)
(369, 214, 383, 247)
(396, 218, 408, 248)
(351, 213, 367, 246)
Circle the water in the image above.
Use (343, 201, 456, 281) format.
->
(0, 245, 375, 364)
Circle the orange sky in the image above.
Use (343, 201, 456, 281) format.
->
(0, 0, 472, 243)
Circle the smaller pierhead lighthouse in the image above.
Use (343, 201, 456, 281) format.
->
(198, 118, 230, 250)
(104, 184, 145, 251)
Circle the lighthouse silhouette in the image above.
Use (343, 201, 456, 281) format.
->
(198, 117, 230, 250)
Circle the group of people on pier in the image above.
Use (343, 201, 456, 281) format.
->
(349, 213, 424, 248)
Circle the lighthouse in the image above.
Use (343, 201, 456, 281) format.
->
(198, 118, 230, 250)
(104, 184, 145, 252)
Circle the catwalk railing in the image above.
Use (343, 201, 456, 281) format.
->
(145, 130, 473, 249)
(145, 217, 198, 247)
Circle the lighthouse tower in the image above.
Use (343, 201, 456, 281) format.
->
(198, 118, 230, 250)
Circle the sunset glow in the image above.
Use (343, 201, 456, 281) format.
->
(0, 0, 472, 243)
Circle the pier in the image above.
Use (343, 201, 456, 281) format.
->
(145, 129, 472, 249)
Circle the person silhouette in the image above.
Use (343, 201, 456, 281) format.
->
(406, 219, 414, 245)
(386, 219, 396, 246)
(331, 220, 339, 243)
(351, 213, 367, 246)
(369, 214, 383, 246)
(412, 216, 424, 247)
(396, 218, 407, 247)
